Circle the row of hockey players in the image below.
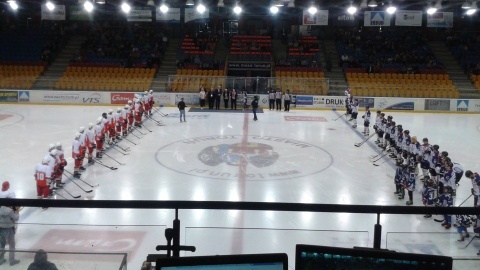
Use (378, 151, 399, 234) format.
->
(345, 103, 480, 237)
(34, 91, 155, 199)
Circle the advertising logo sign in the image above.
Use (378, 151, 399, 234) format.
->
(156, 135, 333, 181)
(376, 98, 414, 110)
(427, 12, 453, 28)
(425, 99, 450, 111)
(156, 8, 180, 22)
(0, 91, 19, 102)
(82, 92, 102, 104)
(456, 100, 469, 111)
(111, 93, 134, 105)
(295, 96, 314, 106)
(364, 11, 391, 26)
(184, 8, 209, 23)
(302, 10, 328, 25)
(18, 91, 30, 102)
(43, 93, 80, 103)
(395, 10, 423, 26)
(41, 5, 66, 20)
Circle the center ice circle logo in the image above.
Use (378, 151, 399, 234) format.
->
(155, 135, 333, 181)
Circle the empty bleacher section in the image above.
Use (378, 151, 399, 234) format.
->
(56, 66, 155, 91)
(0, 65, 45, 89)
(346, 68, 458, 98)
(176, 35, 216, 69)
(229, 35, 272, 61)
(278, 36, 321, 68)
(0, 24, 64, 89)
(274, 67, 327, 95)
(446, 31, 480, 93)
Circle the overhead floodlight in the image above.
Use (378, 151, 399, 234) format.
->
(233, 5, 242, 14)
(287, 1, 294, 7)
(84, 0, 94, 11)
(386, 6, 396, 14)
(46, 1, 55, 11)
(186, 0, 194, 5)
(121, 2, 131, 13)
(426, 6, 437, 14)
(367, 0, 377, 7)
(275, 0, 283, 6)
(347, 6, 357, 14)
(147, 0, 155, 6)
(308, 6, 317, 14)
(8, 0, 18, 10)
(96, 0, 106, 4)
(196, 3, 206, 13)
(466, 2, 477, 14)
(462, 1, 471, 9)
(270, 5, 279, 13)
(160, 4, 168, 12)
(466, 8, 477, 14)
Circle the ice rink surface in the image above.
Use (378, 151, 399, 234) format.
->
(0, 104, 479, 269)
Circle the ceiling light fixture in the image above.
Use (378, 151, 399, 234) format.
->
(461, 1, 471, 9)
(196, 3, 206, 13)
(84, 0, 94, 11)
(186, 0, 194, 5)
(367, 0, 377, 7)
(386, 6, 396, 14)
(160, 4, 168, 12)
(270, 5, 279, 13)
(8, 0, 18, 10)
(233, 4, 242, 14)
(46, 1, 55, 11)
(308, 5, 317, 14)
(347, 5, 357, 14)
(287, 1, 294, 7)
(121, 2, 131, 13)
(147, 0, 155, 6)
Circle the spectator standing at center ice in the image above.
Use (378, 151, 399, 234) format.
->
(275, 88, 282, 111)
(178, 98, 187, 123)
(242, 91, 248, 111)
(251, 96, 259, 121)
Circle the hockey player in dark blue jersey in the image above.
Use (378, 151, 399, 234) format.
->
(404, 166, 416, 205)
(437, 186, 454, 229)
(422, 177, 436, 218)
(455, 214, 471, 242)
(394, 158, 407, 199)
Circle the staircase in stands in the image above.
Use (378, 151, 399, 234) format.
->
(32, 35, 87, 90)
(323, 40, 348, 96)
(429, 41, 479, 99)
(150, 38, 180, 92)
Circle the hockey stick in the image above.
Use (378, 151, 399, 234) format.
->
(63, 170, 99, 187)
(354, 133, 375, 147)
(58, 186, 81, 199)
(146, 115, 164, 125)
(140, 123, 153, 132)
(373, 159, 389, 167)
(369, 145, 391, 160)
(133, 126, 146, 135)
(93, 159, 118, 170)
(112, 146, 130, 155)
(63, 172, 93, 193)
(458, 194, 473, 207)
(129, 129, 143, 138)
(114, 144, 130, 152)
(332, 113, 346, 121)
(459, 235, 477, 249)
(153, 107, 168, 116)
(102, 152, 126, 165)
(52, 191, 68, 200)
(372, 152, 390, 163)
(123, 137, 137, 145)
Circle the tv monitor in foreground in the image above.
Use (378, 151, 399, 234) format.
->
(296, 244, 452, 270)
(156, 253, 288, 270)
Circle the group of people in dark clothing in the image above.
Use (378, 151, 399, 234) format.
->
(199, 85, 246, 110)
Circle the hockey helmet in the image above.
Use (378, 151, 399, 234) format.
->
(433, 144, 440, 151)
(128, 100, 133, 104)
(380, 113, 385, 117)
(422, 138, 429, 142)
(42, 157, 49, 164)
(75, 132, 81, 139)
(441, 151, 448, 157)
(97, 117, 103, 124)
(396, 158, 404, 166)
(144, 91, 148, 94)
(48, 143, 55, 150)
(387, 115, 393, 119)
(79, 126, 85, 133)
(366, 105, 370, 109)
(50, 149, 58, 156)
(102, 112, 107, 118)
(404, 130, 410, 134)
(124, 105, 130, 109)
(88, 123, 94, 128)
(117, 108, 121, 112)
(149, 89, 153, 93)
(465, 170, 474, 178)
(108, 109, 114, 114)
(444, 186, 453, 194)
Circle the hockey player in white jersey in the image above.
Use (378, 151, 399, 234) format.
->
(361, 106, 371, 136)
(350, 99, 359, 128)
